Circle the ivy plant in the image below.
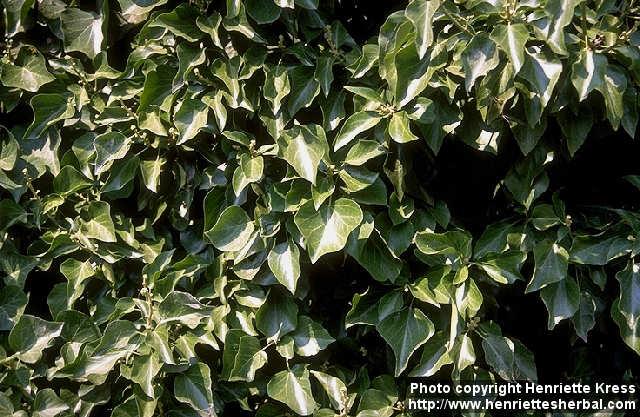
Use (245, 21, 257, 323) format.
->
(1, 0, 640, 416)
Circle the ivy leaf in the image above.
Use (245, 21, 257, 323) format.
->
(267, 240, 301, 294)
(315, 56, 334, 97)
(129, 353, 162, 398)
(117, 0, 168, 24)
(310, 371, 348, 412)
(344, 86, 384, 105)
(615, 262, 640, 330)
(613, 299, 640, 355)
(174, 363, 215, 413)
(32, 389, 69, 417)
(344, 140, 386, 166)
(519, 47, 563, 107)
(480, 322, 537, 381)
(232, 153, 264, 195)
(393, 42, 437, 107)
(158, 291, 212, 329)
(275, 0, 295, 8)
(0, 127, 18, 171)
(0, 199, 27, 231)
(139, 155, 165, 193)
(22, 128, 61, 177)
(338, 166, 379, 193)
(55, 320, 140, 383)
(1, 47, 54, 92)
(333, 111, 382, 151)
(291, 315, 335, 356)
(473, 221, 513, 259)
(376, 307, 435, 376)
(94, 132, 131, 176)
(2, 0, 34, 35)
(415, 230, 472, 265)
(264, 66, 290, 114)
(295, 0, 319, 9)
(277, 125, 328, 185)
(221, 329, 267, 382)
(540, 277, 580, 329)
(256, 291, 298, 340)
(0, 285, 27, 331)
(490, 23, 529, 73)
(462, 34, 499, 91)
(571, 49, 607, 101)
(570, 235, 632, 265)
(389, 111, 419, 143)
(267, 365, 316, 416)
(102, 155, 139, 193)
(8, 314, 63, 364)
(597, 65, 628, 129)
(246, 0, 281, 23)
(59, 258, 95, 313)
(174, 99, 209, 145)
(405, 0, 441, 59)
(557, 107, 593, 156)
(205, 206, 255, 252)
(542, 0, 578, 54)
(288, 66, 320, 116)
(409, 331, 453, 377)
(53, 166, 92, 195)
(294, 198, 363, 263)
(347, 220, 402, 283)
(174, 43, 207, 91)
(345, 289, 383, 327)
(23, 94, 75, 140)
(80, 201, 117, 243)
(149, 4, 203, 42)
(60, 8, 104, 59)
(525, 240, 569, 293)
(477, 252, 526, 284)
(573, 291, 596, 342)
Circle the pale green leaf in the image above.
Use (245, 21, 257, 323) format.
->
(294, 198, 363, 263)
(267, 365, 316, 416)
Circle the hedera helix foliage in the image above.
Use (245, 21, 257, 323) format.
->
(1, 0, 640, 415)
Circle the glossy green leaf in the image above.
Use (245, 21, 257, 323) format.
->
(0, 285, 27, 331)
(405, 0, 441, 59)
(267, 240, 301, 294)
(256, 291, 298, 340)
(278, 125, 328, 184)
(8, 315, 63, 363)
(571, 50, 607, 101)
(60, 8, 104, 58)
(205, 206, 255, 252)
(221, 329, 267, 382)
(288, 67, 320, 116)
(540, 276, 580, 329)
(333, 111, 382, 151)
(376, 307, 435, 376)
(1, 47, 54, 92)
(174, 363, 215, 413)
(462, 34, 499, 91)
(480, 322, 537, 381)
(526, 240, 569, 293)
(389, 111, 418, 143)
(294, 198, 363, 263)
(291, 315, 335, 356)
(491, 24, 529, 73)
(267, 365, 316, 416)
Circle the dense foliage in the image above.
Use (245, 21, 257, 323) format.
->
(1, 0, 640, 415)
